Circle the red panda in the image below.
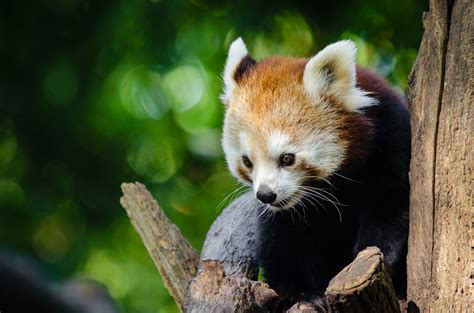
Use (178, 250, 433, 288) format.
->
(203, 38, 410, 308)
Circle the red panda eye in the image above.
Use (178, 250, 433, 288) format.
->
(242, 156, 253, 169)
(279, 153, 295, 167)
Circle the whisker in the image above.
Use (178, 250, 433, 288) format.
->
(261, 204, 275, 224)
(332, 172, 362, 183)
(296, 190, 324, 216)
(320, 177, 336, 189)
(215, 184, 248, 213)
(297, 187, 343, 223)
(278, 196, 295, 224)
(299, 192, 327, 215)
(299, 186, 345, 206)
(298, 174, 337, 190)
(292, 197, 310, 226)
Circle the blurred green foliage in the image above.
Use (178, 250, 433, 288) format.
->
(0, 0, 427, 312)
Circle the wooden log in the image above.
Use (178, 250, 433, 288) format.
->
(325, 247, 400, 313)
(120, 184, 401, 312)
(186, 260, 278, 313)
(120, 182, 199, 312)
(199, 192, 261, 279)
(407, 0, 473, 311)
(288, 247, 400, 313)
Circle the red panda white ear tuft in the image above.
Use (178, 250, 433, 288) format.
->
(221, 38, 256, 104)
(303, 40, 377, 112)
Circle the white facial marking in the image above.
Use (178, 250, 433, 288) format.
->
(267, 131, 293, 158)
(258, 128, 345, 210)
(223, 123, 346, 210)
(239, 132, 250, 154)
(222, 136, 238, 180)
(222, 124, 250, 185)
(299, 130, 345, 176)
(255, 130, 292, 192)
(252, 130, 298, 206)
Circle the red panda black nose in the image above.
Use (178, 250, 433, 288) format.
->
(256, 185, 277, 204)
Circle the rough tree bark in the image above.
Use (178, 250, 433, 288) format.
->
(120, 183, 198, 311)
(407, 0, 473, 311)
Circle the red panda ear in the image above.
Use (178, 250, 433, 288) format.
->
(303, 40, 377, 112)
(221, 38, 256, 104)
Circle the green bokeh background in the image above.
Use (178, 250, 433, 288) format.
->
(0, 0, 427, 312)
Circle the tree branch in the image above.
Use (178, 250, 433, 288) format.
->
(120, 183, 401, 312)
(120, 182, 198, 312)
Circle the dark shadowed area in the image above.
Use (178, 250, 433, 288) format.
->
(0, 0, 427, 312)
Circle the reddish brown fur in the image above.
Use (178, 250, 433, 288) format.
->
(356, 66, 407, 108)
(225, 56, 376, 176)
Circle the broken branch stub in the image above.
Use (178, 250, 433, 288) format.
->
(324, 247, 400, 313)
(288, 247, 400, 313)
(186, 260, 278, 313)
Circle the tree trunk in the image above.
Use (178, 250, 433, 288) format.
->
(407, 0, 473, 311)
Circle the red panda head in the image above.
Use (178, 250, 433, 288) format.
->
(221, 38, 376, 210)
